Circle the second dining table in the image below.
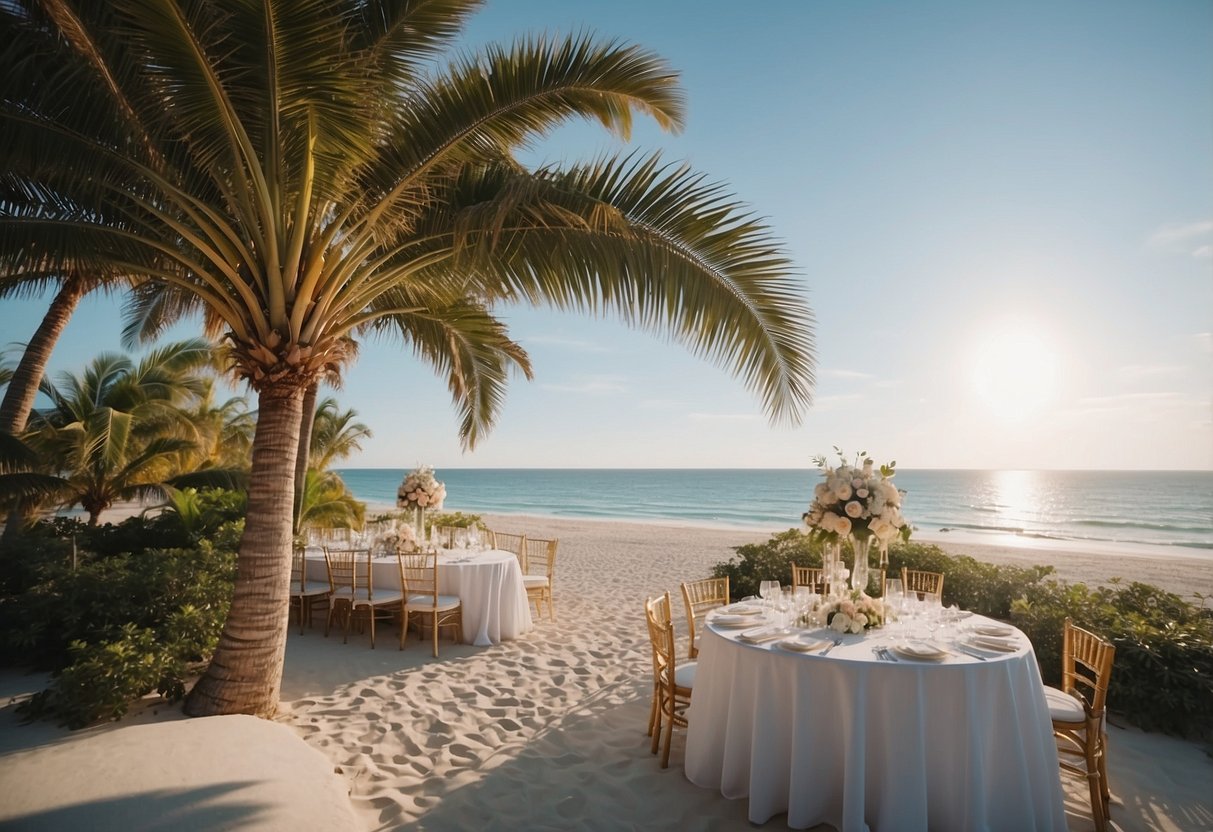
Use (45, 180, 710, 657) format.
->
(306, 547, 533, 646)
(683, 608, 1067, 832)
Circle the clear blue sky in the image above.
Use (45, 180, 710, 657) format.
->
(2, 0, 1210, 470)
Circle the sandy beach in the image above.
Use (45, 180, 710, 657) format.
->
(2, 514, 1211, 830)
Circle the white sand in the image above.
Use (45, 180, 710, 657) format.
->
(2, 514, 1210, 830)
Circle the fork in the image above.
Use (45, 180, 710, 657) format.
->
(820, 637, 843, 656)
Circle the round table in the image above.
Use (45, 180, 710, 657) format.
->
(683, 613, 1067, 832)
(306, 548, 532, 646)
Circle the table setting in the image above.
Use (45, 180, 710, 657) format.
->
(683, 451, 1066, 831)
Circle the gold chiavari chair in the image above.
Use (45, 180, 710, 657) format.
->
(645, 592, 695, 768)
(401, 549, 464, 657)
(679, 576, 729, 661)
(490, 530, 526, 564)
(1045, 619, 1117, 832)
(522, 536, 558, 620)
(791, 563, 827, 595)
(323, 547, 406, 648)
(902, 568, 944, 602)
(290, 546, 331, 634)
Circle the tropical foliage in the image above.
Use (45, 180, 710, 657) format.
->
(1, 491, 244, 728)
(1, 1, 816, 717)
(21, 339, 240, 525)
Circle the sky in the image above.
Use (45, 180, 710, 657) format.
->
(2, 0, 1210, 470)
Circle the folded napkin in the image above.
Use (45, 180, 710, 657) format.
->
(721, 603, 763, 615)
(737, 626, 785, 644)
(778, 637, 830, 653)
(711, 613, 758, 627)
(892, 641, 949, 661)
(973, 623, 1014, 637)
(969, 634, 1018, 652)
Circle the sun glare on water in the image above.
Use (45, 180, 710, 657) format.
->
(970, 320, 1060, 422)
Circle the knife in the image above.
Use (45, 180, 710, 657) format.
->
(952, 642, 988, 661)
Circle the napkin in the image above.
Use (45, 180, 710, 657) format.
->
(711, 613, 757, 627)
(721, 603, 763, 615)
(973, 623, 1014, 637)
(737, 626, 785, 644)
(892, 641, 949, 661)
(969, 635, 1018, 652)
(777, 637, 829, 653)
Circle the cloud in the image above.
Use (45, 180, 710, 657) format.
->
(540, 375, 627, 395)
(521, 334, 609, 352)
(820, 369, 874, 381)
(1147, 219, 1213, 256)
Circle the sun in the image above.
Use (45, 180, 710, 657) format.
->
(970, 320, 1060, 422)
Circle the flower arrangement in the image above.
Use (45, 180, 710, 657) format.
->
(397, 464, 446, 512)
(376, 525, 417, 552)
(802, 449, 910, 547)
(822, 591, 885, 634)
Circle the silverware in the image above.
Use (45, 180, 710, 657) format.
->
(953, 642, 988, 661)
(878, 645, 899, 662)
(820, 637, 843, 656)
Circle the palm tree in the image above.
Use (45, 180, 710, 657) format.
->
(308, 397, 371, 474)
(27, 339, 225, 525)
(1, 1, 815, 718)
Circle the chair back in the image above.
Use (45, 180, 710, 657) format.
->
(400, 549, 439, 607)
(291, 546, 308, 593)
(325, 547, 372, 597)
(680, 577, 728, 658)
(491, 531, 526, 564)
(523, 537, 557, 581)
(902, 568, 944, 601)
(1063, 618, 1116, 718)
(645, 592, 678, 689)
(791, 564, 826, 594)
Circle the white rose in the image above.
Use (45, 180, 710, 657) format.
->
(830, 613, 851, 633)
(854, 613, 868, 628)
(835, 516, 853, 536)
(822, 512, 842, 533)
(845, 500, 863, 518)
(835, 483, 853, 501)
(856, 487, 869, 498)
(814, 482, 830, 499)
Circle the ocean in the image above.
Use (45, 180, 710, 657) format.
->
(336, 468, 1213, 554)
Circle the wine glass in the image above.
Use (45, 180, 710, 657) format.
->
(759, 580, 780, 616)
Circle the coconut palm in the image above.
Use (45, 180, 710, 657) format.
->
(0, 1, 815, 717)
(26, 339, 230, 525)
(308, 397, 371, 474)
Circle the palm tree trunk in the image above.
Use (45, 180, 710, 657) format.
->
(0, 273, 86, 435)
(293, 381, 319, 533)
(184, 381, 303, 717)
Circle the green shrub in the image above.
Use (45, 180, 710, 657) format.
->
(1011, 580, 1213, 740)
(712, 529, 818, 600)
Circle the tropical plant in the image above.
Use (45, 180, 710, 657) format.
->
(24, 339, 234, 525)
(308, 397, 371, 474)
(296, 469, 365, 533)
(0, 2, 816, 718)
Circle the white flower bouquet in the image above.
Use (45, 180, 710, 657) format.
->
(377, 525, 417, 552)
(396, 464, 446, 512)
(802, 449, 910, 547)
(822, 591, 885, 634)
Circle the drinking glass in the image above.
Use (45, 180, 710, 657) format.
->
(759, 580, 780, 617)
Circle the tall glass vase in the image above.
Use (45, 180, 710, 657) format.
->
(414, 506, 426, 548)
(850, 535, 872, 594)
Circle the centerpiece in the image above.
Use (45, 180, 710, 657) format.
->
(802, 449, 910, 595)
(376, 524, 417, 554)
(821, 590, 886, 634)
(397, 464, 446, 544)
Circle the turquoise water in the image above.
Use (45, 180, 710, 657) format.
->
(337, 468, 1213, 552)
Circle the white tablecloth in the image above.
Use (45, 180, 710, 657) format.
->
(306, 548, 532, 647)
(684, 615, 1067, 832)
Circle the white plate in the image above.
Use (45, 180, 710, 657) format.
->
(973, 623, 1014, 637)
(777, 637, 829, 653)
(721, 604, 763, 615)
(892, 641, 949, 661)
(712, 614, 759, 627)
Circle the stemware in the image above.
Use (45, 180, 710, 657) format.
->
(759, 580, 780, 617)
